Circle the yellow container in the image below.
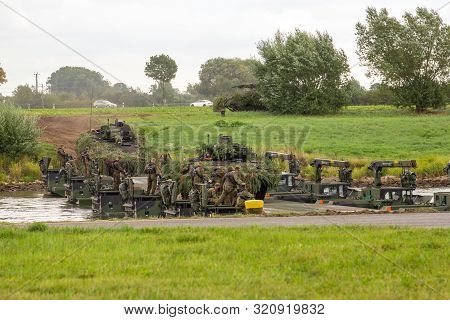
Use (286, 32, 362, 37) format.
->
(245, 200, 264, 209)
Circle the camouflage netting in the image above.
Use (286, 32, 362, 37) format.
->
(75, 133, 139, 175)
(213, 90, 266, 112)
(241, 158, 283, 194)
(157, 157, 282, 196)
(196, 142, 253, 162)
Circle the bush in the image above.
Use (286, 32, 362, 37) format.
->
(255, 30, 349, 114)
(0, 102, 41, 156)
(0, 154, 44, 183)
(21, 160, 41, 182)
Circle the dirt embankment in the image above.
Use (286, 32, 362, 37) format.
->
(37, 115, 103, 155)
(0, 181, 44, 192)
(351, 175, 449, 188)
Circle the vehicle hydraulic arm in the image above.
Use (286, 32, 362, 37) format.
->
(368, 160, 417, 187)
(309, 159, 351, 183)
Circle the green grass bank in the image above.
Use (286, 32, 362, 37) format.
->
(0, 225, 448, 299)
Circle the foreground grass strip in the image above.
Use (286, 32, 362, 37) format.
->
(0, 226, 448, 299)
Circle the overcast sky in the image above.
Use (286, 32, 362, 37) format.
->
(0, 0, 448, 95)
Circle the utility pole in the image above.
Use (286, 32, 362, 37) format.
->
(40, 84, 45, 108)
(34, 72, 39, 93)
(89, 87, 94, 131)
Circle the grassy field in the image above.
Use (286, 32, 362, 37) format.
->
(0, 224, 448, 299)
(29, 105, 450, 178)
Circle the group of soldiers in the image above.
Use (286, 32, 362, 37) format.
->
(57, 145, 126, 190)
(57, 144, 257, 212)
(144, 158, 256, 212)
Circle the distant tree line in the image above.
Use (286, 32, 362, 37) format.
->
(1, 6, 448, 113)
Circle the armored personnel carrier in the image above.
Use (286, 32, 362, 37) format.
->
(94, 119, 136, 148)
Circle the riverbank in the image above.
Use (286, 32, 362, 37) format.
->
(0, 181, 44, 192)
(348, 175, 449, 188)
(0, 175, 447, 193)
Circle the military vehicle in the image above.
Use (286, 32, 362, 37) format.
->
(159, 181, 240, 217)
(264, 151, 300, 193)
(270, 158, 354, 202)
(91, 176, 162, 218)
(331, 160, 433, 209)
(38, 157, 66, 197)
(195, 135, 253, 162)
(431, 162, 450, 209)
(94, 119, 136, 147)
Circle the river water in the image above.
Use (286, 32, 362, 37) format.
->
(0, 188, 448, 223)
(0, 191, 92, 223)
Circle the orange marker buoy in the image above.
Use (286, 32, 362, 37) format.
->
(386, 206, 393, 212)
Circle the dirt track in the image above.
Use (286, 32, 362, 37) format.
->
(37, 115, 102, 154)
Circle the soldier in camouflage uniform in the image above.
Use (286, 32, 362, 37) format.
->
(210, 167, 225, 185)
(57, 145, 67, 168)
(81, 147, 91, 177)
(177, 164, 192, 200)
(207, 183, 222, 205)
(112, 158, 126, 190)
(215, 166, 245, 206)
(65, 155, 79, 181)
(189, 165, 206, 214)
(288, 154, 301, 175)
(119, 177, 134, 215)
(144, 158, 158, 195)
(236, 185, 255, 208)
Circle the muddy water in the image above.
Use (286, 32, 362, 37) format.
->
(0, 191, 92, 223)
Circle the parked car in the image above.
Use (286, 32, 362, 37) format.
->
(93, 100, 117, 108)
(190, 99, 213, 107)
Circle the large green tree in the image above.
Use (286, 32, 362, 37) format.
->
(189, 58, 257, 98)
(356, 7, 450, 112)
(47, 66, 109, 97)
(13, 85, 39, 107)
(255, 30, 350, 114)
(144, 54, 177, 104)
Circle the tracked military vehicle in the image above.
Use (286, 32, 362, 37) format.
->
(94, 119, 136, 147)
